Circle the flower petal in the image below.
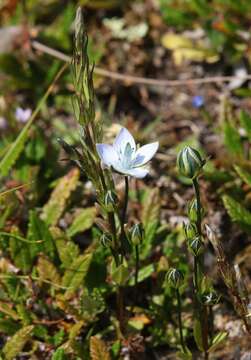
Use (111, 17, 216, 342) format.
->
(113, 127, 136, 154)
(96, 144, 118, 167)
(133, 142, 159, 167)
(126, 167, 149, 178)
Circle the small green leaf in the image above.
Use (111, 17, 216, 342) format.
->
(234, 165, 251, 186)
(222, 195, 251, 233)
(223, 121, 243, 157)
(67, 207, 96, 237)
(62, 253, 92, 299)
(3, 325, 34, 360)
(52, 348, 68, 360)
(128, 264, 154, 286)
(208, 331, 228, 353)
(240, 110, 251, 140)
(193, 319, 204, 351)
(41, 168, 80, 226)
(111, 263, 129, 286)
(37, 256, 61, 286)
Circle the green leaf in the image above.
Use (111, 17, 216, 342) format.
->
(240, 110, 251, 140)
(37, 256, 61, 286)
(222, 195, 251, 233)
(208, 331, 228, 353)
(62, 253, 92, 299)
(141, 188, 160, 258)
(3, 325, 34, 360)
(111, 263, 129, 286)
(234, 165, 251, 186)
(50, 226, 80, 268)
(9, 227, 31, 273)
(52, 348, 68, 360)
(0, 65, 66, 176)
(67, 207, 96, 237)
(193, 319, 204, 351)
(128, 264, 154, 286)
(41, 168, 80, 226)
(223, 121, 243, 157)
(0, 319, 20, 335)
(27, 210, 56, 260)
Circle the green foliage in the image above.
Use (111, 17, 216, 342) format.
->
(2, 325, 34, 360)
(62, 253, 93, 299)
(222, 195, 251, 233)
(41, 168, 80, 226)
(67, 207, 96, 237)
(27, 210, 56, 260)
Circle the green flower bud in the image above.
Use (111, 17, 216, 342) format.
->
(187, 198, 203, 223)
(100, 233, 113, 248)
(130, 223, 144, 245)
(166, 268, 184, 289)
(104, 190, 118, 212)
(183, 222, 198, 241)
(201, 291, 219, 306)
(177, 146, 205, 179)
(188, 235, 203, 256)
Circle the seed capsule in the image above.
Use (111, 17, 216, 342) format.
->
(166, 268, 184, 289)
(130, 223, 144, 245)
(104, 190, 118, 212)
(183, 222, 198, 241)
(177, 146, 205, 179)
(187, 198, 203, 223)
(188, 235, 203, 256)
(100, 233, 113, 248)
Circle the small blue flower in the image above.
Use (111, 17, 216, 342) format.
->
(96, 127, 159, 178)
(15, 107, 31, 123)
(192, 95, 204, 109)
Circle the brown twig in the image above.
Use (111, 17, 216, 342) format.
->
(31, 40, 251, 88)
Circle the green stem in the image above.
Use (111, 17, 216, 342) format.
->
(192, 177, 209, 358)
(176, 288, 186, 353)
(135, 245, 139, 287)
(117, 285, 125, 337)
(122, 176, 129, 226)
(119, 176, 130, 256)
(192, 177, 201, 234)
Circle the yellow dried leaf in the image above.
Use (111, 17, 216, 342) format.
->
(90, 336, 111, 360)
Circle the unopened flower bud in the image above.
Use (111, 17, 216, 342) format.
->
(188, 198, 203, 223)
(100, 233, 113, 248)
(188, 236, 203, 256)
(104, 190, 117, 212)
(166, 268, 184, 289)
(202, 291, 219, 306)
(183, 222, 198, 241)
(130, 223, 144, 245)
(177, 146, 205, 179)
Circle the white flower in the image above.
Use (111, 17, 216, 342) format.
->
(96, 127, 158, 178)
(15, 107, 31, 123)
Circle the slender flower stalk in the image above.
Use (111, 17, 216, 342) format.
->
(177, 146, 209, 359)
(176, 288, 186, 354)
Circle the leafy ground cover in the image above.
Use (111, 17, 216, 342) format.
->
(1, 1, 251, 359)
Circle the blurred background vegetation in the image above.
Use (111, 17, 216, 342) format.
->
(1, 0, 251, 359)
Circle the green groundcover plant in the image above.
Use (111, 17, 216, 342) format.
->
(1, 6, 251, 360)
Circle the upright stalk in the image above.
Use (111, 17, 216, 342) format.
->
(176, 288, 186, 354)
(192, 177, 209, 359)
(135, 244, 139, 287)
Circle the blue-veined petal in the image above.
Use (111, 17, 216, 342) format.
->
(113, 127, 136, 155)
(133, 142, 159, 167)
(126, 167, 149, 178)
(96, 144, 118, 167)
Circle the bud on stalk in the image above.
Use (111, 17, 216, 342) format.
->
(177, 146, 205, 179)
(166, 268, 184, 289)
